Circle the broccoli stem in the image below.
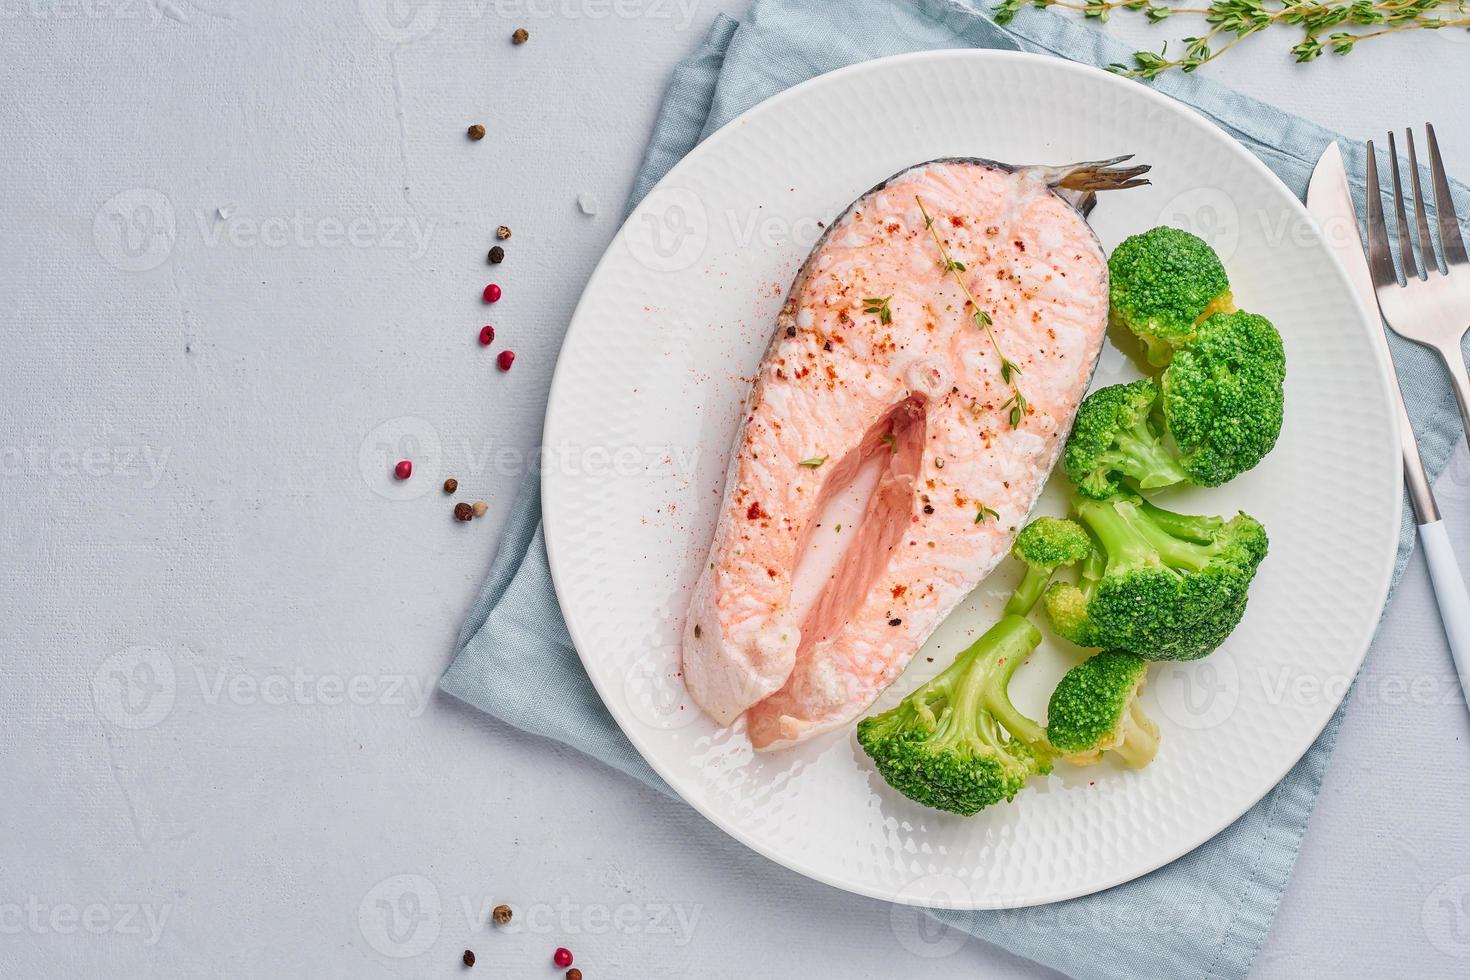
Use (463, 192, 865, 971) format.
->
(1136, 498, 1223, 543)
(1112, 420, 1188, 490)
(1077, 497, 1221, 574)
(943, 614, 1046, 749)
(1074, 497, 1158, 570)
(1004, 567, 1053, 617)
(1113, 699, 1161, 769)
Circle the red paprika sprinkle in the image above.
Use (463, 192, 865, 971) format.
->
(497, 350, 515, 371)
(479, 325, 495, 346)
(553, 948, 573, 968)
(482, 283, 502, 303)
(393, 460, 412, 480)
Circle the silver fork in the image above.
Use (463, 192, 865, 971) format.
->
(1363, 124, 1470, 707)
(1364, 124, 1470, 437)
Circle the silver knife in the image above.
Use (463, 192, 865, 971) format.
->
(1308, 142, 1470, 682)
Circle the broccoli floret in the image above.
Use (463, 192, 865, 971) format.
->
(1006, 517, 1094, 616)
(857, 614, 1052, 815)
(1109, 227, 1234, 366)
(1043, 495, 1267, 661)
(1161, 310, 1286, 487)
(1046, 651, 1160, 768)
(1064, 380, 1189, 500)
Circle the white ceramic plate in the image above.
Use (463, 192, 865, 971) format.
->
(541, 51, 1401, 908)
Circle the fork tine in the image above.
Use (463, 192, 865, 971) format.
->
(1388, 131, 1420, 279)
(1364, 140, 1401, 288)
(1406, 129, 1440, 276)
(1427, 123, 1469, 266)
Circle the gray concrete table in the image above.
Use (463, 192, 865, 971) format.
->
(3, 3, 1468, 977)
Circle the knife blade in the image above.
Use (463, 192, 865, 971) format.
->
(1307, 141, 1437, 522)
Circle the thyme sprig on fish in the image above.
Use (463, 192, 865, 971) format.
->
(993, 0, 1470, 79)
(799, 455, 828, 468)
(863, 295, 894, 325)
(916, 196, 1027, 428)
(975, 504, 1001, 524)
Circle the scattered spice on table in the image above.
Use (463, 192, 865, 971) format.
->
(454, 502, 474, 522)
(472, 501, 488, 518)
(492, 904, 513, 925)
(479, 325, 496, 346)
(393, 460, 412, 480)
(497, 350, 515, 371)
(512, 27, 529, 44)
(483, 283, 502, 303)
(443, 477, 458, 495)
(462, 949, 476, 967)
(553, 947, 574, 968)
(488, 245, 505, 264)
(496, 225, 512, 240)
(467, 124, 486, 141)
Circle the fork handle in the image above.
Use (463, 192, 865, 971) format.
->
(1435, 342, 1470, 441)
(1420, 520, 1470, 708)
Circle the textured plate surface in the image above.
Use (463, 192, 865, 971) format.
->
(541, 51, 1401, 908)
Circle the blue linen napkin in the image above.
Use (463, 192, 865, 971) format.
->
(442, 2, 1470, 976)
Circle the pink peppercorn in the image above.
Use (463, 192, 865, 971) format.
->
(497, 350, 515, 371)
(393, 460, 412, 480)
(553, 948, 573, 968)
(479, 325, 495, 346)
(482, 283, 502, 303)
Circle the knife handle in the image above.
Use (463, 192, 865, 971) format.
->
(1419, 519, 1470, 707)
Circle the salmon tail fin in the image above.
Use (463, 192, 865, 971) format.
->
(1050, 155, 1152, 193)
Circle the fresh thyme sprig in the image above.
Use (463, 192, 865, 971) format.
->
(863, 295, 894, 325)
(993, 0, 1470, 79)
(915, 196, 1028, 428)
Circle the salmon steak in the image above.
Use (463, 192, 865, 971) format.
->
(681, 156, 1148, 750)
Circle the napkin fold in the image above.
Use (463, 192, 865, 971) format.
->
(442, 2, 1470, 976)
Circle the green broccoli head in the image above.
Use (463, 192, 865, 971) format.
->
(1005, 517, 1094, 616)
(1162, 310, 1286, 487)
(1043, 495, 1267, 661)
(1046, 651, 1160, 768)
(1064, 380, 1189, 500)
(856, 614, 1052, 816)
(1109, 227, 1234, 366)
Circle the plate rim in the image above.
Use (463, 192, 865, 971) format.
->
(540, 47, 1404, 908)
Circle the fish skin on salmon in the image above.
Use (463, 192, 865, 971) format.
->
(681, 156, 1148, 749)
